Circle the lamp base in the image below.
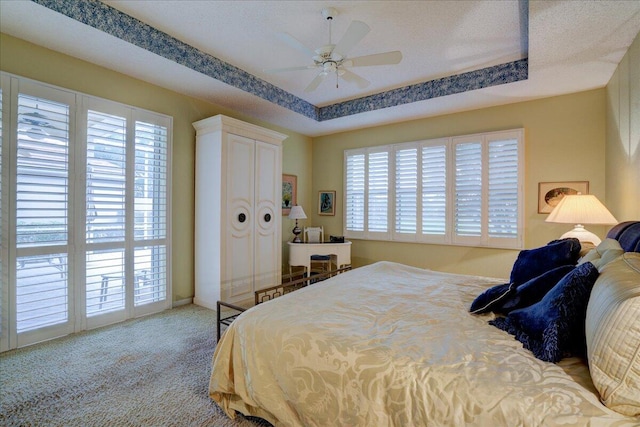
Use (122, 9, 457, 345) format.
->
(560, 224, 601, 245)
(291, 224, 302, 243)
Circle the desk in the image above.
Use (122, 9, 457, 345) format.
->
(288, 241, 351, 275)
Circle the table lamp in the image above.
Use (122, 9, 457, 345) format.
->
(288, 205, 307, 243)
(545, 194, 617, 245)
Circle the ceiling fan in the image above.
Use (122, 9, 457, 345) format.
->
(264, 7, 402, 93)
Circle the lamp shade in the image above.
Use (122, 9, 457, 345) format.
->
(545, 194, 617, 245)
(288, 205, 307, 220)
(545, 194, 617, 225)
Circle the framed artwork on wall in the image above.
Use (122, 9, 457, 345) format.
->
(282, 174, 297, 215)
(538, 181, 589, 214)
(318, 190, 336, 216)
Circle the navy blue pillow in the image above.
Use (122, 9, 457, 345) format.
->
(470, 265, 575, 314)
(469, 282, 514, 314)
(509, 238, 581, 286)
(490, 262, 599, 363)
(500, 265, 576, 313)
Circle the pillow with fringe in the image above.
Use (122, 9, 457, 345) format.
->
(509, 238, 581, 286)
(490, 262, 599, 363)
(470, 265, 575, 314)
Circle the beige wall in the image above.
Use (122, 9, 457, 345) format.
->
(3, 29, 632, 291)
(312, 90, 608, 279)
(0, 33, 313, 303)
(606, 30, 640, 221)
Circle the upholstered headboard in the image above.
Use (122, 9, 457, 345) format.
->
(606, 221, 640, 252)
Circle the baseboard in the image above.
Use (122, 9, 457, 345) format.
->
(192, 297, 216, 310)
(172, 298, 193, 308)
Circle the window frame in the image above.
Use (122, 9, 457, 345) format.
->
(344, 129, 524, 250)
(0, 71, 172, 350)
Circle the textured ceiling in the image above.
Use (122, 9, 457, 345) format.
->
(1, 0, 639, 137)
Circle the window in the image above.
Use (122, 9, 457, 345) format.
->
(344, 129, 524, 249)
(0, 72, 172, 350)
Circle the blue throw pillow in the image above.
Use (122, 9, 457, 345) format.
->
(501, 265, 576, 313)
(489, 262, 599, 363)
(469, 283, 514, 314)
(470, 265, 575, 315)
(509, 238, 581, 286)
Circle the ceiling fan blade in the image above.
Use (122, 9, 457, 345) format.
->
(344, 51, 403, 67)
(341, 69, 370, 89)
(277, 32, 316, 58)
(334, 20, 370, 57)
(263, 65, 316, 74)
(304, 73, 327, 93)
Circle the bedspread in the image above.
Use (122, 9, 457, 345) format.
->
(209, 261, 637, 426)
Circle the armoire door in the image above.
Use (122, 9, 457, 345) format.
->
(225, 134, 255, 300)
(254, 140, 281, 291)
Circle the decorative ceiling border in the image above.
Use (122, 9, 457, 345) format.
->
(31, 0, 529, 123)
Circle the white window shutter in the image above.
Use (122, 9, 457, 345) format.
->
(0, 74, 173, 350)
(133, 119, 169, 307)
(15, 92, 71, 333)
(454, 141, 482, 240)
(344, 152, 365, 234)
(343, 130, 523, 249)
(487, 131, 523, 248)
(395, 147, 417, 236)
(367, 150, 389, 234)
(421, 143, 447, 238)
(488, 139, 518, 237)
(86, 110, 127, 244)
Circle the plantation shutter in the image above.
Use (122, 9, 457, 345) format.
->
(1, 74, 172, 350)
(86, 111, 126, 244)
(367, 150, 389, 234)
(345, 152, 365, 233)
(421, 143, 447, 237)
(15, 92, 71, 333)
(343, 130, 522, 248)
(454, 141, 482, 240)
(133, 119, 169, 307)
(85, 109, 127, 317)
(395, 147, 417, 236)
(488, 139, 519, 237)
(487, 134, 522, 248)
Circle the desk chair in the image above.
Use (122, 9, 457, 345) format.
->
(303, 226, 334, 275)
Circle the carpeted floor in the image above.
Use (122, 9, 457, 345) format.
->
(0, 304, 271, 427)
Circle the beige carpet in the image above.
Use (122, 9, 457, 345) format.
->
(0, 304, 271, 427)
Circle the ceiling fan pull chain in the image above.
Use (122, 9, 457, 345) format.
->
(336, 71, 339, 89)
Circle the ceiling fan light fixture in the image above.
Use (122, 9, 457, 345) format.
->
(323, 62, 338, 73)
(268, 7, 402, 93)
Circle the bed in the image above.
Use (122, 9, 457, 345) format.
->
(209, 222, 640, 426)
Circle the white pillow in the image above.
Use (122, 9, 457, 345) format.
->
(578, 238, 624, 270)
(585, 252, 640, 416)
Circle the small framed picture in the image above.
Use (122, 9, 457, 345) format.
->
(318, 190, 336, 216)
(538, 181, 589, 214)
(282, 174, 297, 215)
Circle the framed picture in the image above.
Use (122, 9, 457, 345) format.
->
(538, 181, 589, 214)
(282, 174, 297, 215)
(318, 190, 336, 216)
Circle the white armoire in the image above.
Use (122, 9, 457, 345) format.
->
(193, 115, 287, 307)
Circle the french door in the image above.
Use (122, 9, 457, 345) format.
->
(0, 73, 172, 351)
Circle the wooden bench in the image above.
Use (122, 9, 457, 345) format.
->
(216, 266, 352, 341)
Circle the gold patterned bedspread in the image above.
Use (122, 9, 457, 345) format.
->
(209, 261, 637, 426)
